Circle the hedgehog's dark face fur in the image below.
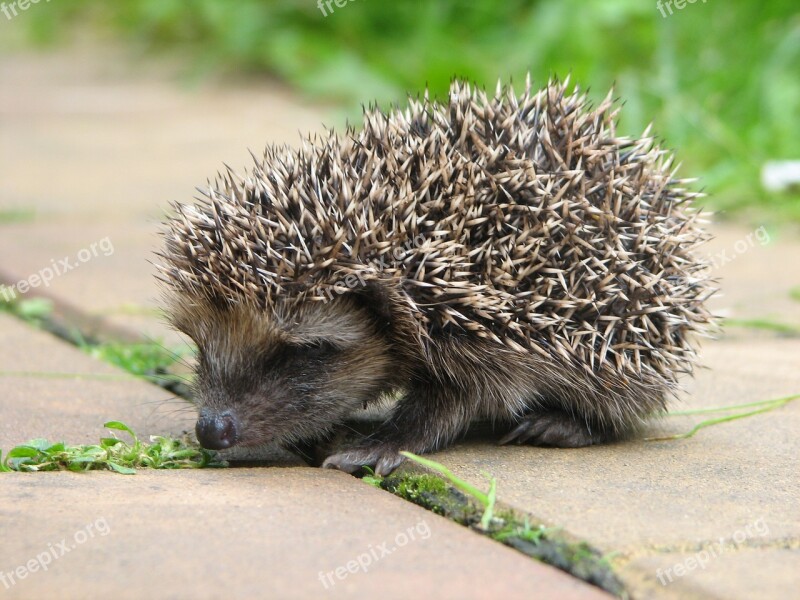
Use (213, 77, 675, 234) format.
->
(171, 296, 396, 450)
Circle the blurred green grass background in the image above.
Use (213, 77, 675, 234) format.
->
(10, 0, 800, 222)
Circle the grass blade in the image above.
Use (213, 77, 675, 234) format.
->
(401, 451, 489, 505)
(647, 394, 799, 441)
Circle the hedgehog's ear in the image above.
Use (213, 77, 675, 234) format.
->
(351, 280, 395, 333)
(351, 280, 424, 350)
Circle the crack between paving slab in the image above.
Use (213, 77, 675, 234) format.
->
(609, 535, 800, 575)
(0, 275, 192, 399)
(620, 535, 800, 561)
(609, 537, 800, 600)
(0, 270, 144, 344)
(377, 465, 630, 598)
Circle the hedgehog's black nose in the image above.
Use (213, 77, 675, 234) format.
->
(195, 410, 239, 450)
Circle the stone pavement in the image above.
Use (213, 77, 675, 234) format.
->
(0, 46, 611, 600)
(1, 44, 799, 599)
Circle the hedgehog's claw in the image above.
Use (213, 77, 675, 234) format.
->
(500, 412, 598, 447)
(322, 445, 405, 477)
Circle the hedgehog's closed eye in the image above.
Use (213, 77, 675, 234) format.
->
(296, 340, 339, 360)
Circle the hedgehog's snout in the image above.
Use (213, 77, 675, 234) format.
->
(195, 408, 240, 450)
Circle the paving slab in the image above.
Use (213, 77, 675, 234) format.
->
(0, 467, 614, 600)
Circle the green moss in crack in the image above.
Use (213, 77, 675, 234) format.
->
(0, 209, 36, 224)
(82, 340, 193, 390)
(0, 293, 53, 324)
(502, 533, 623, 595)
(380, 471, 470, 521)
(0, 292, 193, 396)
(723, 317, 800, 336)
(401, 451, 497, 529)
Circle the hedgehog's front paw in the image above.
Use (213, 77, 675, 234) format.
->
(322, 445, 405, 477)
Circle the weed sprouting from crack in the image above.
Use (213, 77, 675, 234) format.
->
(1, 421, 226, 474)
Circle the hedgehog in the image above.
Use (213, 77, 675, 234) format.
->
(158, 77, 715, 476)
